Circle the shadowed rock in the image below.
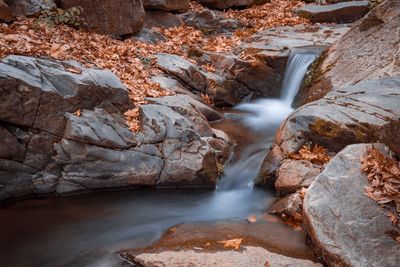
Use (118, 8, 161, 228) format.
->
(56, 0, 145, 36)
(296, 1, 370, 23)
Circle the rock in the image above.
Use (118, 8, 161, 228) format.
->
(0, 0, 13, 22)
(151, 75, 201, 99)
(296, 1, 370, 23)
(64, 108, 136, 149)
(278, 78, 400, 156)
(146, 94, 222, 121)
(132, 28, 166, 43)
(156, 53, 255, 106)
(269, 191, 303, 219)
(303, 143, 400, 266)
(256, 145, 284, 186)
(143, 0, 189, 13)
(143, 10, 182, 28)
(130, 246, 322, 267)
(6, 0, 56, 17)
(0, 55, 230, 200)
(135, 103, 229, 187)
(195, 0, 271, 10)
(0, 55, 133, 136)
(183, 9, 244, 33)
(297, 0, 400, 105)
(56, 0, 145, 36)
(275, 160, 321, 196)
(55, 139, 163, 193)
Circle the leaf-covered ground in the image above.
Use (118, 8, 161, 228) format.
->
(0, 0, 307, 131)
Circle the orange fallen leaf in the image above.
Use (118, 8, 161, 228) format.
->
(74, 109, 81, 117)
(217, 238, 243, 250)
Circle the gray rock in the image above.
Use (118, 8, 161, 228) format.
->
(151, 75, 201, 99)
(146, 94, 222, 121)
(156, 53, 254, 106)
(0, 55, 134, 136)
(275, 159, 321, 196)
(296, 1, 370, 23)
(158, 138, 220, 187)
(133, 28, 166, 44)
(55, 139, 163, 193)
(143, 0, 189, 13)
(143, 10, 182, 28)
(130, 246, 322, 267)
(269, 191, 303, 219)
(7, 0, 55, 17)
(278, 78, 400, 155)
(297, 0, 400, 105)
(183, 9, 244, 33)
(64, 108, 136, 149)
(137, 104, 206, 144)
(303, 143, 400, 266)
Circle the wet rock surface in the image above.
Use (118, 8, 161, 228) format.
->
(296, 1, 370, 23)
(56, 0, 145, 36)
(303, 143, 400, 266)
(297, 0, 400, 105)
(130, 246, 322, 267)
(0, 55, 230, 201)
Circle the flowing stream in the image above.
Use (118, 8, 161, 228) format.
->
(217, 52, 318, 191)
(0, 52, 318, 267)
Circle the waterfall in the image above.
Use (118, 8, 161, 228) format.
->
(217, 52, 318, 191)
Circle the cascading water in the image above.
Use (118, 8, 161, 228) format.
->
(217, 51, 319, 191)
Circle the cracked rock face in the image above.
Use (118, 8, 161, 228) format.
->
(297, 0, 400, 105)
(303, 143, 400, 266)
(0, 55, 230, 201)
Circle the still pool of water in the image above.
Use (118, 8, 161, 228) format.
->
(0, 189, 280, 267)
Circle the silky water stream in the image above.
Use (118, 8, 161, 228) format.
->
(0, 52, 319, 267)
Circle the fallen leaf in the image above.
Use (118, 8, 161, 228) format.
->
(246, 215, 257, 223)
(217, 238, 243, 250)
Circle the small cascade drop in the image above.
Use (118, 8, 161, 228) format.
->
(217, 51, 318, 191)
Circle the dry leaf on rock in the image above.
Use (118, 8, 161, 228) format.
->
(217, 238, 243, 250)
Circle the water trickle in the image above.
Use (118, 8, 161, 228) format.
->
(217, 52, 318, 191)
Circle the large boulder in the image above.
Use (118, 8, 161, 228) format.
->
(6, 0, 56, 17)
(0, 55, 231, 200)
(297, 0, 400, 105)
(296, 1, 370, 23)
(143, 0, 189, 13)
(277, 78, 400, 156)
(303, 143, 400, 266)
(195, 0, 270, 10)
(56, 0, 145, 36)
(258, 77, 400, 185)
(0, 55, 133, 136)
